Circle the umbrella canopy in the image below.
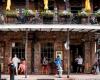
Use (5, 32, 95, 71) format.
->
(6, 0, 11, 11)
(44, 0, 48, 10)
(85, 0, 91, 12)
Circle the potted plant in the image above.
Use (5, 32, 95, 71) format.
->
(40, 10, 54, 17)
(78, 9, 89, 17)
(40, 10, 54, 24)
(94, 9, 100, 23)
(94, 9, 100, 17)
(5, 10, 17, 17)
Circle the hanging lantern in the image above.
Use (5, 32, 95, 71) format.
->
(44, 0, 48, 10)
(6, 0, 11, 11)
(85, 0, 91, 12)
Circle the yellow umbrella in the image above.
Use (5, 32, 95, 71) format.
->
(44, 0, 48, 10)
(6, 0, 11, 11)
(85, 0, 91, 12)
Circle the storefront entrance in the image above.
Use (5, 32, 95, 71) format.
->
(41, 42, 54, 74)
(70, 44, 84, 73)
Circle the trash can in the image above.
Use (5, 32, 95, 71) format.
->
(10, 63, 15, 80)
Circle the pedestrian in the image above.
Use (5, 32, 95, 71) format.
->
(73, 56, 78, 73)
(42, 57, 48, 74)
(95, 60, 100, 74)
(54, 55, 63, 78)
(18, 58, 26, 74)
(8, 57, 12, 74)
(12, 54, 20, 75)
(76, 55, 83, 73)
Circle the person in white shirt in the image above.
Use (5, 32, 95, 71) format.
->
(75, 55, 83, 73)
(12, 54, 20, 75)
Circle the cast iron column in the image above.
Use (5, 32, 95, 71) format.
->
(67, 28, 70, 78)
(0, 63, 1, 80)
(25, 29, 28, 78)
(64, 28, 70, 78)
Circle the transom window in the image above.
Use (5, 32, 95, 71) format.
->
(41, 42, 54, 62)
(12, 42, 25, 59)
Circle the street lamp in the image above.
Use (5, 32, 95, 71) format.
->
(64, 28, 70, 78)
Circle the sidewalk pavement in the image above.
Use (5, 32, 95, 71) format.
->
(1, 74, 100, 80)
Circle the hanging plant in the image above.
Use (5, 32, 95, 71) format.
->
(94, 9, 100, 17)
(5, 10, 17, 17)
(40, 10, 54, 17)
(78, 9, 89, 17)
(23, 8, 30, 16)
(58, 9, 73, 16)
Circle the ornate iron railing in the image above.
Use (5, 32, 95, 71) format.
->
(0, 10, 100, 25)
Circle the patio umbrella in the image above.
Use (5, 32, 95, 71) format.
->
(6, 0, 11, 11)
(44, 0, 48, 10)
(85, 0, 91, 12)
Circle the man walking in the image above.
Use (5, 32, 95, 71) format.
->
(54, 55, 63, 78)
(76, 55, 83, 73)
(12, 54, 20, 75)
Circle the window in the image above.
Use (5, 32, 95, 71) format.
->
(12, 42, 25, 59)
(70, 0, 82, 13)
(48, 1, 54, 10)
(41, 42, 54, 63)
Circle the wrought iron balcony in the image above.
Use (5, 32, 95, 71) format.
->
(0, 10, 100, 25)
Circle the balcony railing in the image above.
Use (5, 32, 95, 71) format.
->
(0, 10, 100, 25)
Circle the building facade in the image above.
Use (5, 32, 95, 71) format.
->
(0, 30, 97, 74)
(0, 0, 100, 24)
(0, 0, 100, 11)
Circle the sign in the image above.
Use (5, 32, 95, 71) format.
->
(64, 41, 69, 50)
(56, 51, 63, 60)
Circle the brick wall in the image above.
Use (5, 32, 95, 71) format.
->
(0, 31, 96, 74)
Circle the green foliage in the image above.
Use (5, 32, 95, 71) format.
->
(23, 8, 29, 16)
(5, 10, 17, 17)
(58, 10, 72, 16)
(78, 10, 89, 17)
(94, 9, 100, 17)
(40, 10, 54, 17)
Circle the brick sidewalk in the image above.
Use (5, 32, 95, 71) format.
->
(1, 74, 100, 80)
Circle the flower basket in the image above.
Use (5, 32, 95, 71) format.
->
(28, 10, 36, 16)
(78, 10, 89, 17)
(94, 9, 100, 17)
(40, 10, 54, 17)
(58, 10, 72, 17)
(5, 10, 17, 17)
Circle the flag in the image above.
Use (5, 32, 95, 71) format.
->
(44, 0, 48, 10)
(6, 0, 11, 11)
(85, 0, 91, 12)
